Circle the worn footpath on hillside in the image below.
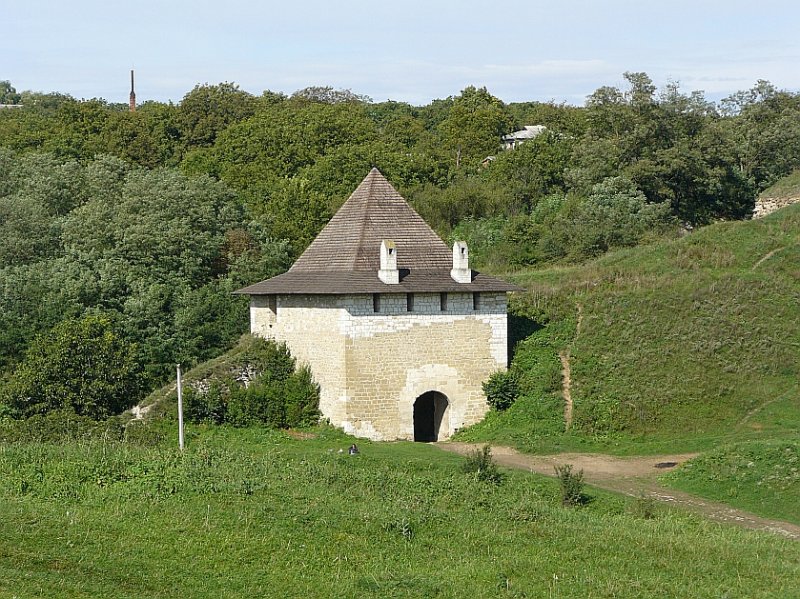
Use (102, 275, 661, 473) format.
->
(436, 442, 800, 540)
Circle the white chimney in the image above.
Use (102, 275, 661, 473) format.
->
(451, 241, 471, 283)
(379, 240, 399, 284)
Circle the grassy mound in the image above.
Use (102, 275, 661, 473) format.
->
(760, 168, 800, 199)
(461, 204, 800, 453)
(1, 427, 799, 598)
(663, 440, 800, 525)
(136, 334, 289, 419)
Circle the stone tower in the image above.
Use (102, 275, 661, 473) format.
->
(236, 169, 520, 441)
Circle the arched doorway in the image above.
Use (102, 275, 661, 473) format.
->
(413, 391, 448, 442)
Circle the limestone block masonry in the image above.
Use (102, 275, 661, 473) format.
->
(251, 292, 508, 440)
(752, 196, 800, 218)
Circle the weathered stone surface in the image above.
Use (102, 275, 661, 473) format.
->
(251, 292, 507, 440)
(752, 196, 800, 218)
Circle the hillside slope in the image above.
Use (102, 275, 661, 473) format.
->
(753, 169, 800, 217)
(462, 203, 800, 453)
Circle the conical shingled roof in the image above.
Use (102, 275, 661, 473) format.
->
(235, 169, 521, 295)
(291, 168, 452, 271)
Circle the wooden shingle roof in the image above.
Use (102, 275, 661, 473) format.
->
(236, 169, 521, 295)
(291, 168, 451, 271)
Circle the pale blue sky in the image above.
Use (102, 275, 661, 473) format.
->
(2, 0, 799, 106)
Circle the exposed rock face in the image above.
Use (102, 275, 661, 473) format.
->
(752, 196, 800, 218)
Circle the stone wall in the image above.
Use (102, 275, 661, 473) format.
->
(251, 294, 349, 425)
(752, 196, 800, 218)
(250, 292, 508, 440)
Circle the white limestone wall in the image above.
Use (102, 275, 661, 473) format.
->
(340, 292, 507, 366)
(250, 292, 509, 441)
(753, 196, 800, 218)
(251, 294, 349, 425)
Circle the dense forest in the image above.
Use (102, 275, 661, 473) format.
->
(1, 73, 800, 416)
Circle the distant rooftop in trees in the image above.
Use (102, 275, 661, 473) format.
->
(502, 124, 547, 149)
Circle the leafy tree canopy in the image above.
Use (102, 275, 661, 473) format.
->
(1, 314, 145, 419)
(0, 80, 21, 104)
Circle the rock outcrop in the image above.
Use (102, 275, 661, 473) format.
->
(752, 196, 800, 218)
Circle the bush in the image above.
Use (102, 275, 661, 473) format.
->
(184, 380, 229, 424)
(554, 464, 585, 506)
(227, 380, 282, 427)
(1, 314, 144, 420)
(483, 370, 520, 411)
(181, 339, 320, 429)
(630, 493, 658, 519)
(283, 366, 322, 427)
(462, 445, 503, 484)
(0, 411, 125, 444)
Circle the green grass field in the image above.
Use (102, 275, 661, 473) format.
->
(1, 425, 799, 598)
(663, 439, 800, 526)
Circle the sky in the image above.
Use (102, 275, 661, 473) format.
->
(2, 0, 800, 106)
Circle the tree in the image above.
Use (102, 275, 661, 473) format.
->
(251, 176, 331, 251)
(574, 73, 757, 223)
(0, 151, 266, 386)
(192, 100, 378, 207)
(410, 177, 514, 234)
(0, 194, 59, 265)
(0, 80, 21, 104)
(439, 86, 514, 169)
(291, 86, 371, 104)
(722, 81, 800, 189)
(506, 100, 587, 138)
(102, 102, 181, 167)
(62, 166, 242, 287)
(484, 129, 574, 208)
(177, 82, 258, 149)
(562, 177, 673, 258)
(1, 314, 144, 419)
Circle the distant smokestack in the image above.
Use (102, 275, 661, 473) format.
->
(129, 70, 136, 112)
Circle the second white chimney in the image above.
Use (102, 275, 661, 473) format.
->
(451, 241, 471, 283)
(379, 240, 399, 284)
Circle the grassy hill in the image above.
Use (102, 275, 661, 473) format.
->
(760, 168, 800, 199)
(133, 334, 276, 420)
(2, 202, 800, 597)
(460, 202, 800, 454)
(1, 426, 799, 598)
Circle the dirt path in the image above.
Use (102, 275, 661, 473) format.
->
(752, 246, 786, 270)
(558, 351, 573, 428)
(560, 303, 583, 430)
(437, 442, 800, 540)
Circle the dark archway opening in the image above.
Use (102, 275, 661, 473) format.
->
(413, 391, 448, 442)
